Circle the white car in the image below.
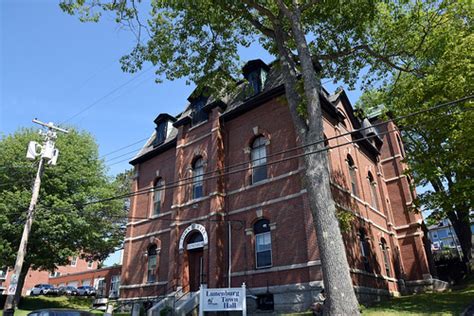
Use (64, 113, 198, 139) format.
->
(30, 284, 57, 296)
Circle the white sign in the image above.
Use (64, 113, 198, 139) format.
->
(7, 285, 17, 295)
(179, 223, 208, 250)
(199, 284, 247, 315)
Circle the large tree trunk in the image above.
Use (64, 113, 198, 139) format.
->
(273, 3, 360, 315)
(448, 212, 472, 265)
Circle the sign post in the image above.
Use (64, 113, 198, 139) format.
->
(199, 283, 246, 316)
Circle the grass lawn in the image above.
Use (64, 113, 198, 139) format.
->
(361, 276, 474, 316)
(14, 296, 103, 316)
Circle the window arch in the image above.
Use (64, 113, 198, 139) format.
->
(324, 134, 332, 172)
(367, 172, 379, 210)
(251, 136, 267, 184)
(347, 155, 358, 196)
(147, 245, 158, 283)
(254, 219, 272, 268)
(153, 178, 164, 215)
(192, 158, 204, 199)
(380, 238, 391, 276)
(396, 134, 405, 157)
(358, 229, 371, 272)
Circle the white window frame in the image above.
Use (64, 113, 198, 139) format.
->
(251, 137, 268, 184)
(70, 256, 78, 267)
(255, 231, 272, 269)
(153, 179, 164, 215)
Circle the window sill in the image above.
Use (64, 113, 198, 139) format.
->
(189, 120, 208, 131)
(256, 265, 273, 270)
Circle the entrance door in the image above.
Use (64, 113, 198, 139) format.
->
(188, 249, 203, 292)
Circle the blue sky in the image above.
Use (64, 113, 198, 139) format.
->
(1, 1, 368, 265)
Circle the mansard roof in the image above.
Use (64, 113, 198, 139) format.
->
(130, 59, 381, 165)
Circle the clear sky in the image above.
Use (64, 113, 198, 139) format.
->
(1, 0, 366, 265)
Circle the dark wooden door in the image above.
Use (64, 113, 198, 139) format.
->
(188, 250, 203, 292)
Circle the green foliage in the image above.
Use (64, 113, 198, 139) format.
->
(358, 1, 473, 225)
(336, 207, 355, 232)
(58, 1, 451, 93)
(0, 129, 127, 271)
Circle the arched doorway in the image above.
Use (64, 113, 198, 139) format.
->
(186, 232, 204, 292)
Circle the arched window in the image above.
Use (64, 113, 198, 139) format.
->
(192, 158, 204, 199)
(153, 178, 164, 215)
(358, 229, 371, 272)
(187, 232, 204, 250)
(347, 155, 358, 196)
(251, 136, 267, 184)
(254, 219, 272, 268)
(324, 134, 332, 172)
(147, 245, 158, 283)
(380, 238, 391, 276)
(396, 134, 405, 157)
(367, 172, 379, 210)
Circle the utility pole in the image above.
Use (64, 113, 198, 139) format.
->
(3, 119, 68, 316)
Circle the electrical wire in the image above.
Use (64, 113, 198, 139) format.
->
(105, 95, 473, 173)
(4, 96, 472, 221)
(59, 66, 154, 125)
(32, 105, 472, 225)
(53, 102, 474, 210)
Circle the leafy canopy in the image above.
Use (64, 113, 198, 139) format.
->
(0, 128, 127, 271)
(356, 2, 473, 222)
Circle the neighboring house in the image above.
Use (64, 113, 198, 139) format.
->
(0, 257, 98, 295)
(50, 265, 122, 299)
(427, 218, 469, 255)
(119, 59, 432, 313)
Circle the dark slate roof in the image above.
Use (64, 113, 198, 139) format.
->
(130, 59, 377, 165)
(129, 126, 178, 165)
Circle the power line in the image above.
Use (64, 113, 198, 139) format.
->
(3, 96, 472, 217)
(33, 105, 471, 224)
(100, 137, 150, 159)
(84, 105, 473, 208)
(99, 79, 340, 162)
(60, 66, 154, 125)
(104, 94, 473, 171)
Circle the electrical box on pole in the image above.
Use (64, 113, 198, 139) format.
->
(3, 119, 68, 316)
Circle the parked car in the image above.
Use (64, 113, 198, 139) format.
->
(30, 284, 58, 296)
(57, 286, 78, 296)
(76, 286, 96, 296)
(27, 309, 94, 316)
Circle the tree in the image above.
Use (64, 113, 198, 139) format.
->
(0, 128, 127, 303)
(60, 1, 452, 313)
(356, 2, 473, 264)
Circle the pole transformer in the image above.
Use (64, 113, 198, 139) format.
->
(3, 119, 68, 316)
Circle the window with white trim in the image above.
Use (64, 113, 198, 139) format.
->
(147, 245, 158, 283)
(380, 238, 391, 276)
(109, 275, 120, 298)
(251, 136, 267, 184)
(368, 172, 380, 210)
(153, 178, 164, 215)
(254, 219, 272, 268)
(347, 155, 358, 196)
(192, 158, 204, 199)
(359, 229, 371, 272)
(70, 256, 78, 267)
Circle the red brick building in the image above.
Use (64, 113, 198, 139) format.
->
(120, 59, 432, 313)
(50, 265, 122, 299)
(0, 257, 98, 295)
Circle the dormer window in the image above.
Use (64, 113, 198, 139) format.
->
(154, 121, 167, 146)
(242, 59, 270, 97)
(247, 69, 267, 95)
(191, 97, 208, 126)
(152, 114, 176, 147)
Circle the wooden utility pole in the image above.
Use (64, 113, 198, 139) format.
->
(3, 120, 68, 316)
